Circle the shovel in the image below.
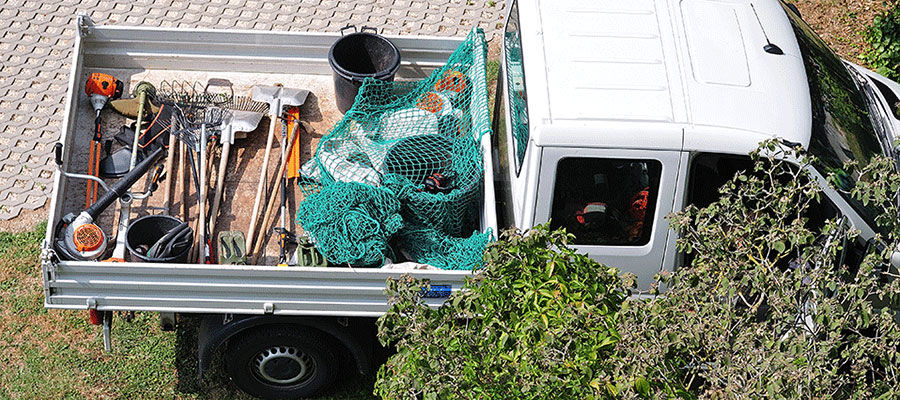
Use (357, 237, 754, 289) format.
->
(246, 85, 309, 257)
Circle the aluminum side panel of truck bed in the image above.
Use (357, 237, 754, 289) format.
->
(46, 262, 472, 316)
(43, 17, 496, 316)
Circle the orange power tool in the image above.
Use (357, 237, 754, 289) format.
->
(84, 73, 123, 208)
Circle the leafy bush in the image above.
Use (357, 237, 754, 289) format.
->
(862, 3, 900, 81)
(375, 144, 900, 399)
(375, 225, 632, 399)
(616, 143, 900, 398)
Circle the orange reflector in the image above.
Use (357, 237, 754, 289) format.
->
(416, 92, 443, 113)
(434, 70, 467, 93)
(73, 224, 104, 252)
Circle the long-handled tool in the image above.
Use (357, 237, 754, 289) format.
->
(276, 106, 302, 265)
(167, 105, 204, 263)
(84, 73, 122, 208)
(162, 118, 179, 215)
(155, 81, 228, 263)
(246, 85, 310, 258)
(250, 120, 303, 264)
(169, 106, 226, 263)
(129, 82, 156, 170)
(157, 81, 201, 222)
(208, 96, 269, 237)
(196, 79, 233, 263)
(106, 82, 156, 262)
(198, 107, 228, 263)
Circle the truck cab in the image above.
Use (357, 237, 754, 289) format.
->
(497, 0, 900, 289)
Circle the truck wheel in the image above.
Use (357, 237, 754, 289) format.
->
(225, 326, 338, 399)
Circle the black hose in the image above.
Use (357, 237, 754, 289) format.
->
(161, 227, 193, 258)
(147, 221, 189, 258)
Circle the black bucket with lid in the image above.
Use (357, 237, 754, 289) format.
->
(329, 25, 401, 113)
(126, 215, 193, 263)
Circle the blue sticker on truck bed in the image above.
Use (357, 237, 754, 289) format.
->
(421, 285, 452, 298)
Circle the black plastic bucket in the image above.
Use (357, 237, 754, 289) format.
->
(329, 26, 401, 113)
(126, 215, 192, 263)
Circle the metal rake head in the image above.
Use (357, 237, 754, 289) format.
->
(168, 103, 200, 149)
(156, 80, 206, 109)
(156, 80, 233, 108)
(201, 106, 228, 127)
(169, 104, 231, 148)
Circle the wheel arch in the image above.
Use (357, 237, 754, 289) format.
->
(197, 314, 373, 378)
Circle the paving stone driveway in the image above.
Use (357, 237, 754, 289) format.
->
(0, 0, 505, 220)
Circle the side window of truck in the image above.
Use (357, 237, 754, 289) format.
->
(687, 153, 840, 228)
(687, 153, 755, 209)
(686, 153, 871, 272)
(549, 158, 662, 246)
(504, 0, 529, 174)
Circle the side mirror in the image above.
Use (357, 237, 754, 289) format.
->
(891, 250, 900, 270)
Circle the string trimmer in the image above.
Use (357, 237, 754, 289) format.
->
(104, 82, 156, 262)
(84, 72, 122, 208)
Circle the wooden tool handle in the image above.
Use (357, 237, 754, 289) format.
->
(246, 119, 278, 256)
(162, 135, 178, 215)
(250, 121, 302, 264)
(208, 142, 230, 237)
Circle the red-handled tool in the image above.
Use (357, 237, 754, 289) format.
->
(84, 73, 122, 208)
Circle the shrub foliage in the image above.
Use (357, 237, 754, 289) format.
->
(375, 143, 900, 399)
(863, 3, 900, 82)
(375, 225, 631, 399)
(616, 143, 900, 398)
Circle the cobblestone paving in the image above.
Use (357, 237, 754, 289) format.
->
(0, 0, 505, 220)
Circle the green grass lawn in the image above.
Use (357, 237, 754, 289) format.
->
(0, 223, 374, 399)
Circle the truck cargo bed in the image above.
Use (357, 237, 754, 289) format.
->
(42, 17, 497, 316)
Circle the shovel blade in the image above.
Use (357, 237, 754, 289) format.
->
(231, 110, 265, 133)
(251, 85, 310, 110)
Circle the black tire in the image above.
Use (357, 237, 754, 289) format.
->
(225, 326, 339, 399)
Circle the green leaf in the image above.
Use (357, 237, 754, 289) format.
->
(634, 377, 650, 396)
(772, 241, 786, 253)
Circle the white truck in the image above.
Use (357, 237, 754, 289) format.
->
(41, 0, 900, 398)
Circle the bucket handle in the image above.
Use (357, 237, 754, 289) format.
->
(340, 24, 379, 35)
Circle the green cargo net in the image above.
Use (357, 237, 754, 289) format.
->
(298, 29, 492, 268)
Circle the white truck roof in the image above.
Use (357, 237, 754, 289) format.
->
(517, 0, 813, 153)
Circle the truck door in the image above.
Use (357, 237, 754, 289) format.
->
(534, 148, 681, 290)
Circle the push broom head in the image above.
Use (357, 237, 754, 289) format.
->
(221, 96, 269, 141)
